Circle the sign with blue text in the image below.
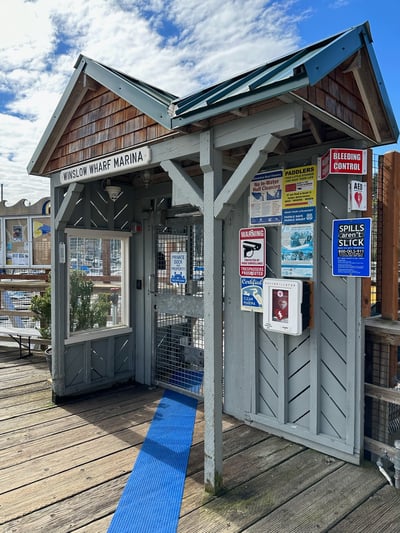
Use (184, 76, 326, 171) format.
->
(332, 218, 371, 277)
(241, 277, 263, 312)
(250, 169, 283, 226)
(170, 251, 187, 284)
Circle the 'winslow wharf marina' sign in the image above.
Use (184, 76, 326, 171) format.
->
(60, 146, 151, 184)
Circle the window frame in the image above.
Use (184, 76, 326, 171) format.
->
(64, 228, 131, 343)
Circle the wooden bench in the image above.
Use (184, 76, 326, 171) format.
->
(0, 326, 50, 357)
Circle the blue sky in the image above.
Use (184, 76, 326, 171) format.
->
(0, 0, 398, 204)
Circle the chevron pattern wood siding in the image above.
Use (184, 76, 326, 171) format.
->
(256, 175, 359, 459)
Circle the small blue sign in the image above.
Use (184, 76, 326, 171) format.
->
(282, 206, 316, 224)
(241, 277, 263, 312)
(332, 218, 371, 277)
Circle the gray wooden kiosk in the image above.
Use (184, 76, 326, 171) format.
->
(28, 22, 398, 492)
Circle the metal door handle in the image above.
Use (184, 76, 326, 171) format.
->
(148, 274, 155, 294)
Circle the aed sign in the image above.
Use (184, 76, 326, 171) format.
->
(318, 148, 367, 180)
(348, 180, 367, 211)
(332, 218, 371, 277)
(239, 227, 266, 278)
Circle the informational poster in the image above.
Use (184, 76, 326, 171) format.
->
(6, 218, 28, 266)
(33, 217, 51, 265)
(281, 223, 314, 278)
(170, 251, 187, 284)
(240, 277, 263, 312)
(282, 165, 317, 224)
(249, 169, 283, 225)
(332, 218, 371, 277)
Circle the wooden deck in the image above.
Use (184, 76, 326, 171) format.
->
(2, 351, 400, 532)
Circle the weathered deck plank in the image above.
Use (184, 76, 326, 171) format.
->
(178, 449, 343, 532)
(243, 462, 386, 532)
(1, 350, 400, 532)
(329, 484, 400, 533)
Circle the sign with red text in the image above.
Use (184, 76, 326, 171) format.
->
(239, 227, 266, 278)
(318, 148, 367, 180)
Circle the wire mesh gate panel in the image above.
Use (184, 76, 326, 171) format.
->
(153, 220, 204, 398)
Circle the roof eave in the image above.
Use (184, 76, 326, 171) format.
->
(27, 57, 89, 176)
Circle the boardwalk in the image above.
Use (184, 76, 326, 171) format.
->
(1, 350, 400, 532)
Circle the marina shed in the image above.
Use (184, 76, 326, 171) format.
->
(28, 21, 398, 492)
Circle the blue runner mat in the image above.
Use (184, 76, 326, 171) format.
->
(108, 389, 197, 533)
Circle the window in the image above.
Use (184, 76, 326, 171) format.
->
(66, 229, 129, 336)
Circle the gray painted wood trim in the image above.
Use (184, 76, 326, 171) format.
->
(214, 134, 280, 220)
(54, 182, 84, 230)
(201, 130, 224, 493)
(160, 159, 204, 210)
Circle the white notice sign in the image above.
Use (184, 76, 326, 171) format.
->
(170, 252, 187, 285)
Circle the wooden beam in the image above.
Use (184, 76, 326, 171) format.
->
(214, 134, 280, 220)
(160, 159, 204, 211)
(214, 104, 303, 150)
(344, 50, 383, 143)
(54, 182, 84, 230)
(305, 112, 324, 144)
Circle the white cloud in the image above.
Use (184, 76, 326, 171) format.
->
(0, 0, 306, 205)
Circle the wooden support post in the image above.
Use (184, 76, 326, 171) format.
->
(381, 151, 400, 320)
(201, 130, 224, 495)
(361, 149, 373, 318)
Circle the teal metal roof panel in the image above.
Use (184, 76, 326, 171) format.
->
(170, 25, 368, 125)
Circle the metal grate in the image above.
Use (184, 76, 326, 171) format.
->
(155, 312, 204, 396)
(154, 221, 204, 398)
(365, 336, 400, 446)
(155, 223, 204, 297)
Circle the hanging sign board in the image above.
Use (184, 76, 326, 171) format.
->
(249, 169, 283, 226)
(348, 180, 367, 211)
(239, 227, 266, 278)
(60, 146, 152, 184)
(170, 251, 187, 284)
(318, 148, 367, 180)
(241, 277, 263, 312)
(332, 218, 371, 277)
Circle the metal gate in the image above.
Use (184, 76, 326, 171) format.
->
(152, 216, 204, 398)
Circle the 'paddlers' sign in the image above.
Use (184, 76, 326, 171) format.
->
(60, 146, 152, 184)
(318, 148, 367, 181)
